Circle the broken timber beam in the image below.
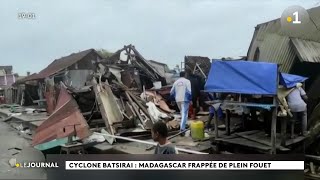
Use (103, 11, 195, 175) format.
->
(128, 91, 152, 120)
(125, 92, 145, 128)
(92, 78, 123, 135)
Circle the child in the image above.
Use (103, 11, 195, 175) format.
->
(151, 121, 179, 154)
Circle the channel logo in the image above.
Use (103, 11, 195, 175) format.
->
(15, 162, 59, 168)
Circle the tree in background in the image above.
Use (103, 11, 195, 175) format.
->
(97, 49, 113, 59)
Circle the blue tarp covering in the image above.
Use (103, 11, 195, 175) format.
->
(204, 60, 278, 95)
(280, 73, 308, 88)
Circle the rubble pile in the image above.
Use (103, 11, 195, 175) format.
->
(83, 45, 178, 136)
(27, 44, 180, 148)
(0, 44, 213, 154)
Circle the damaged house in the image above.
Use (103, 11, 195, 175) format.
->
(2, 44, 212, 154)
(246, 5, 320, 171)
(148, 60, 178, 84)
(247, 6, 320, 106)
(16, 49, 103, 114)
(0, 66, 19, 104)
(14, 45, 188, 153)
(184, 56, 211, 79)
(105, 45, 167, 90)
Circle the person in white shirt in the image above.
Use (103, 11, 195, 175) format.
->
(286, 83, 308, 136)
(170, 71, 192, 134)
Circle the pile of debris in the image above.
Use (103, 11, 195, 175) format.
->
(31, 45, 181, 150)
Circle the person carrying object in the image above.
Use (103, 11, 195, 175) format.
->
(151, 121, 178, 154)
(286, 83, 308, 136)
(170, 71, 192, 135)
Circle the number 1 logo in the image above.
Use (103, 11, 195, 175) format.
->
(292, 11, 301, 24)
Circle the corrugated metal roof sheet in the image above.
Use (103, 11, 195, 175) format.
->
(23, 49, 98, 82)
(254, 6, 320, 42)
(291, 38, 320, 63)
(32, 86, 91, 146)
(247, 6, 320, 72)
(260, 33, 296, 72)
(36, 49, 95, 79)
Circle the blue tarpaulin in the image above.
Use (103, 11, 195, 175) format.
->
(204, 60, 278, 95)
(280, 73, 307, 89)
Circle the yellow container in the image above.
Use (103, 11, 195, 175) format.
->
(190, 120, 205, 140)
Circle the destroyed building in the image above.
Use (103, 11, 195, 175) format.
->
(184, 56, 211, 79)
(247, 6, 320, 101)
(104, 45, 167, 90)
(2, 44, 208, 154)
(148, 60, 177, 84)
(15, 49, 103, 113)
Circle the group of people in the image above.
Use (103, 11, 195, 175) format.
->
(151, 71, 309, 154)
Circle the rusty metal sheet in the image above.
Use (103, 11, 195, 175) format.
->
(32, 86, 91, 146)
(44, 90, 55, 115)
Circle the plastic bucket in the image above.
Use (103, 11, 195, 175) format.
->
(153, 81, 162, 89)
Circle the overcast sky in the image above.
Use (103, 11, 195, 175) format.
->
(0, 0, 318, 75)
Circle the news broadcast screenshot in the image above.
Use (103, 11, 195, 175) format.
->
(0, 0, 319, 179)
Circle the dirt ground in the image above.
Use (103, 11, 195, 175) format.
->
(0, 119, 46, 179)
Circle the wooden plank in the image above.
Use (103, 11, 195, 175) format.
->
(285, 135, 306, 146)
(271, 103, 277, 154)
(235, 133, 290, 151)
(128, 91, 153, 122)
(235, 130, 260, 136)
(216, 137, 271, 151)
(281, 117, 287, 146)
(271, 70, 279, 154)
(225, 110, 230, 135)
(125, 92, 145, 127)
(205, 100, 275, 109)
(92, 78, 117, 135)
(214, 109, 219, 138)
(126, 101, 137, 117)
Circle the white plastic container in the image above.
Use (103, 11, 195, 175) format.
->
(153, 81, 162, 89)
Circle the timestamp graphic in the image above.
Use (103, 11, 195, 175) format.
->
(18, 12, 36, 20)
